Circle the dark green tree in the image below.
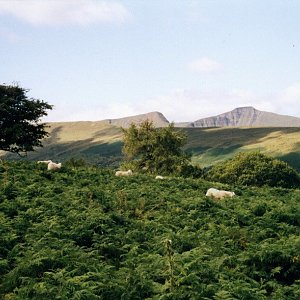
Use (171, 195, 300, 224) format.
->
(122, 120, 190, 175)
(0, 84, 53, 155)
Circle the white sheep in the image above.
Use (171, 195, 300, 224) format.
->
(47, 161, 62, 171)
(206, 188, 235, 200)
(115, 169, 133, 177)
(37, 160, 52, 164)
(155, 175, 164, 180)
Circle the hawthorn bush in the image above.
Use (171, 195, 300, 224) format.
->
(206, 151, 300, 188)
(122, 120, 190, 175)
(179, 164, 203, 178)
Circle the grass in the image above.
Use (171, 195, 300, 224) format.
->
(183, 127, 300, 170)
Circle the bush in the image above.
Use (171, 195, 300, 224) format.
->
(64, 157, 88, 168)
(122, 120, 190, 175)
(206, 152, 300, 188)
(119, 161, 140, 173)
(179, 164, 203, 178)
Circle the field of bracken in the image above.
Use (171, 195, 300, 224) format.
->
(0, 161, 300, 299)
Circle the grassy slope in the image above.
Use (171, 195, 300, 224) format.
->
(0, 161, 299, 299)
(0, 121, 124, 167)
(1, 123, 300, 170)
(184, 127, 300, 170)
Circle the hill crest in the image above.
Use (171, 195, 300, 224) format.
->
(178, 106, 300, 127)
(104, 111, 169, 128)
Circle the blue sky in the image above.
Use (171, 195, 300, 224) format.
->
(1, 0, 300, 122)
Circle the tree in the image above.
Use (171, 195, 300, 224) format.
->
(0, 84, 53, 155)
(121, 120, 190, 175)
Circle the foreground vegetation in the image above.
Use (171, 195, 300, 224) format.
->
(0, 161, 300, 299)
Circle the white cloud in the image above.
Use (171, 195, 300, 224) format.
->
(137, 89, 262, 122)
(122, 86, 300, 122)
(276, 83, 300, 116)
(0, 0, 131, 26)
(187, 57, 222, 73)
(45, 100, 139, 122)
(44, 84, 300, 123)
(280, 83, 300, 103)
(140, 84, 300, 122)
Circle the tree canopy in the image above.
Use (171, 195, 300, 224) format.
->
(0, 84, 53, 155)
(121, 120, 190, 175)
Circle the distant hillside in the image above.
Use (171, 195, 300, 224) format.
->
(1, 123, 300, 171)
(179, 107, 300, 127)
(182, 127, 300, 170)
(0, 121, 124, 167)
(1, 108, 300, 170)
(0, 112, 168, 166)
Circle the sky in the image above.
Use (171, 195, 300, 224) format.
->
(1, 0, 300, 122)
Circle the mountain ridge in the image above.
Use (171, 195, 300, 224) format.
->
(180, 106, 300, 127)
(46, 107, 300, 128)
(103, 111, 169, 128)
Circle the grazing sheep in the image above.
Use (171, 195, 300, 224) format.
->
(115, 169, 133, 177)
(37, 160, 52, 164)
(47, 161, 62, 171)
(206, 188, 235, 200)
(155, 175, 164, 180)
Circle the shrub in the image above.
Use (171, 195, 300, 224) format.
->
(122, 120, 190, 175)
(64, 157, 88, 168)
(119, 161, 140, 173)
(206, 152, 300, 188)
(179, 164, 203, 178)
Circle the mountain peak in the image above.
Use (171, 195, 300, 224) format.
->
(106, 111, 169, 128)
(182, 106, 300, 127)
(232, 106, 256, 111)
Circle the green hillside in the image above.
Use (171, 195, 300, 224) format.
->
(0, 161, 300, 299)
(1, 124, 300, 170)
(183, 127, 300, 171)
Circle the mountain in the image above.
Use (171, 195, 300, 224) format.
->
(178, 106, 300, 127)
(104, 111, 169, 128)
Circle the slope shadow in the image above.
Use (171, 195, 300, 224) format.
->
(92, 126, 123, 139)
(279, 151, 300, 171)
(35, 139, 123, 163)
(81, 141, 123, 156)
(182, 127, 300, 169)
(183, 127, 300, 151)
(43, 126, 63, 145)
(186, 144, 242, 156)
(1, 137, 124, 167)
